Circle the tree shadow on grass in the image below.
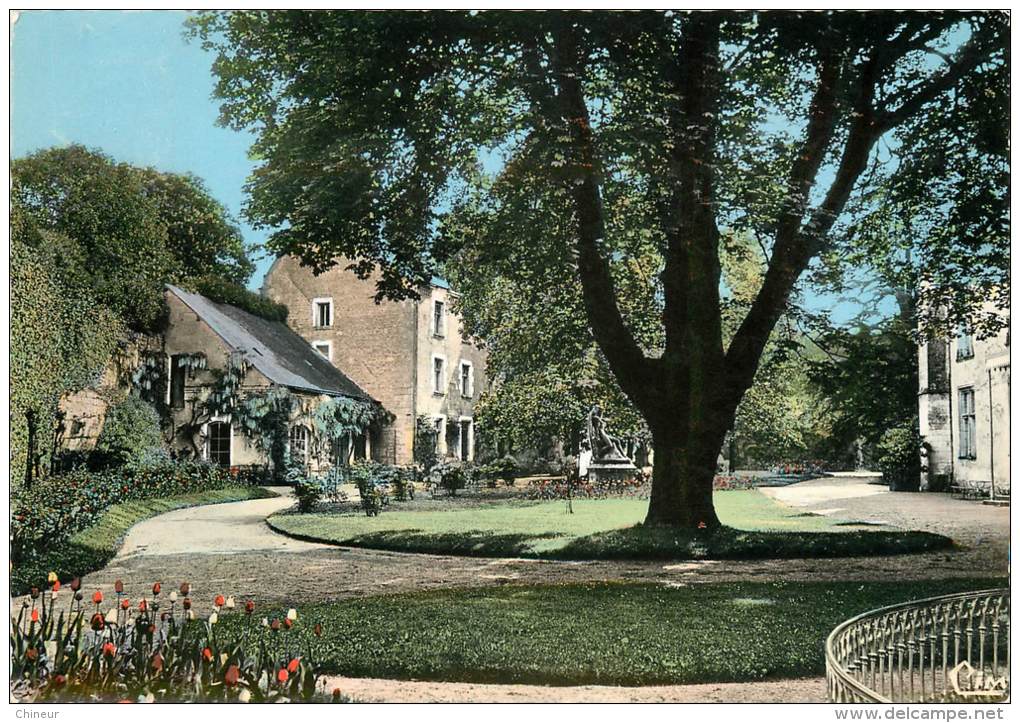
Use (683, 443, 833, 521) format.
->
(343, 530, 564, 558)
(555, 525, 954, 561)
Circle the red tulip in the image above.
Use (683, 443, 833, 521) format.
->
(151, 652, 163, 671)
(314, 623, 323, 637)
(70, 578, 81, 592)
(121, 598, 131, 610)
(270, 619, 281, 632)
(90, 613, 105, 631)
(245, 600, 255, 615)
(287, 658, 300, 674)
(30, 609, 39, 623)
(152, 582, 161, 596)
(51, 580, 61, 593)
(214, 594, 225, 607)
(26, 648, 38, 661)
(183, 598, 192, 610)
(30, 587, 39, 600)
(332, 688, 342, 700)
(224, 664, 240, 686)
(138, 599, 148, 612)
(114, 580, 124, 594)
(92, 590, 103, 605)
(102, 642, 116, 657)
(51, 674, 66, 689)
(277, 668, 289, 684)
(180, 582, 190, 596)
(202, 647, 213, 662)
(283, 617, 293, 630)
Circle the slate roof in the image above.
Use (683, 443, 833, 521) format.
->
(167, 285, 373, 401)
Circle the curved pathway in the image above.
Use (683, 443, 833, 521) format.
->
(63, 480, 1006, 702)
(83, 481, 1007, 611)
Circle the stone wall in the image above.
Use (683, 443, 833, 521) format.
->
(262, 256, 489, 465)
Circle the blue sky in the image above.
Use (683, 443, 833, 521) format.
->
(11, 9, 889, 324)
(10, 9, 276, 287)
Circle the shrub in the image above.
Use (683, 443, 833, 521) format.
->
(316, 466, 349, 504)
(190, 275, 289, 322)
(11, 460, 242, 563)
(877, 419, 921, 491)
(482, 456, 518, 486)
(293, 480, 322, 513)
(413, 416, 439, 478)
(96, 396, 165, 467)
(10, 580, 348, 703)
(432, 460, 467, 496)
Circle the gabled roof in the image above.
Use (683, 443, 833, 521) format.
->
(166, 285, 373, 401)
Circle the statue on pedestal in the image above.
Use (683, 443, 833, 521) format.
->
(584, 405, 637, 484)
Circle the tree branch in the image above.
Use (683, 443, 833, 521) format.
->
(546, 24, 654, 406)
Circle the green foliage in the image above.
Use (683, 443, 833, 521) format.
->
(412, 416, 439, 474)
(877, 419, 921, 490)
(10, 579, 342, 702)
(11, 204, 123, 488)
(134, 169, 254, 285)
(478, 456, 518, 486)
(190, 275, 288, 322)
(10, 460, 248, 565)
(12, 145, 255, 331)
(311, 397, 381, 454)
(12, 146, 176, 330)
(293, 480, 322, 513)
(431, 460, 467, 497)
(220, 578, 1001, 686)
(810, 318, 918, 455)
(10, 487, 273, 597)
(96, 397, 165, 467)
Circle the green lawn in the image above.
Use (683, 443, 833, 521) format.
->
(267, 490, 951, 560)
(230, 578, 1005, 686)
(11, 486, 276, 596)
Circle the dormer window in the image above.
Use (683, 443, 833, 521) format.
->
(312, 298, 333, 328)
(433, 300, 445, 337)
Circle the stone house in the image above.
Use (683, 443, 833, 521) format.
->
(918, 303, 1010, 497)
(157, 285, 378, 472)
(262, 256, 488, 466)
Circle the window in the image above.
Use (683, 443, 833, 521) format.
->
(312, 298, 333, 328)
(207, 421, 231, 467)
(169, 354, 187, 409)
(353, 432, 367, 461)
(433, 300, 445, 337)
(290, 425, 310, 464)
(459, 418, 472, 461)
(312, 341, 332, 360)
(958, 388, 976, 459)
(432, 355, 445, 395)
(460, 361, 473, 397)
(331, 434, 351, 466)
(957, 326, 974, 360)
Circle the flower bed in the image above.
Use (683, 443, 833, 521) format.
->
(524, 473, 760, 500)
(11, 578, 347, 703)
(11, 460, 249, 564)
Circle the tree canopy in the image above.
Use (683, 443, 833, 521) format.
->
(191, 10, 1008, 526)
(12, 145, 255, 330)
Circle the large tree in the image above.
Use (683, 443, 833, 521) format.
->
(192, 10, 1008, 527)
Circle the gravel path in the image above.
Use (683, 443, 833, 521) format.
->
(321, 674, 828, 703)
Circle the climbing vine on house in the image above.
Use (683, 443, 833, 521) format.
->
(138, 349, 381, 479)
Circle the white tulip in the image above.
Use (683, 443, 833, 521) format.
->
(238, 689, 252, 703)
(105, 608, 117, 624)
(225, 596, 235, 610)
(186, 610, 195, 620)
(169, 591, 178, 602)
(208, 612, 218, 625)
(286, 608, 297, 621)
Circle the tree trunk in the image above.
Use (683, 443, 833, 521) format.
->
(644, 424, 724, 528)
(25, 409, 37, 490)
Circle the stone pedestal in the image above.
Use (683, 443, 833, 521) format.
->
(588, 460, 638, 484)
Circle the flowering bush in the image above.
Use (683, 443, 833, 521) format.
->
(11, 460, 245, 563)
(10, 579, 348, 703)
(712, 475, 759, 491)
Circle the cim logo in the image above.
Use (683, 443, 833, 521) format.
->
(948, 661, 1009, 698)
